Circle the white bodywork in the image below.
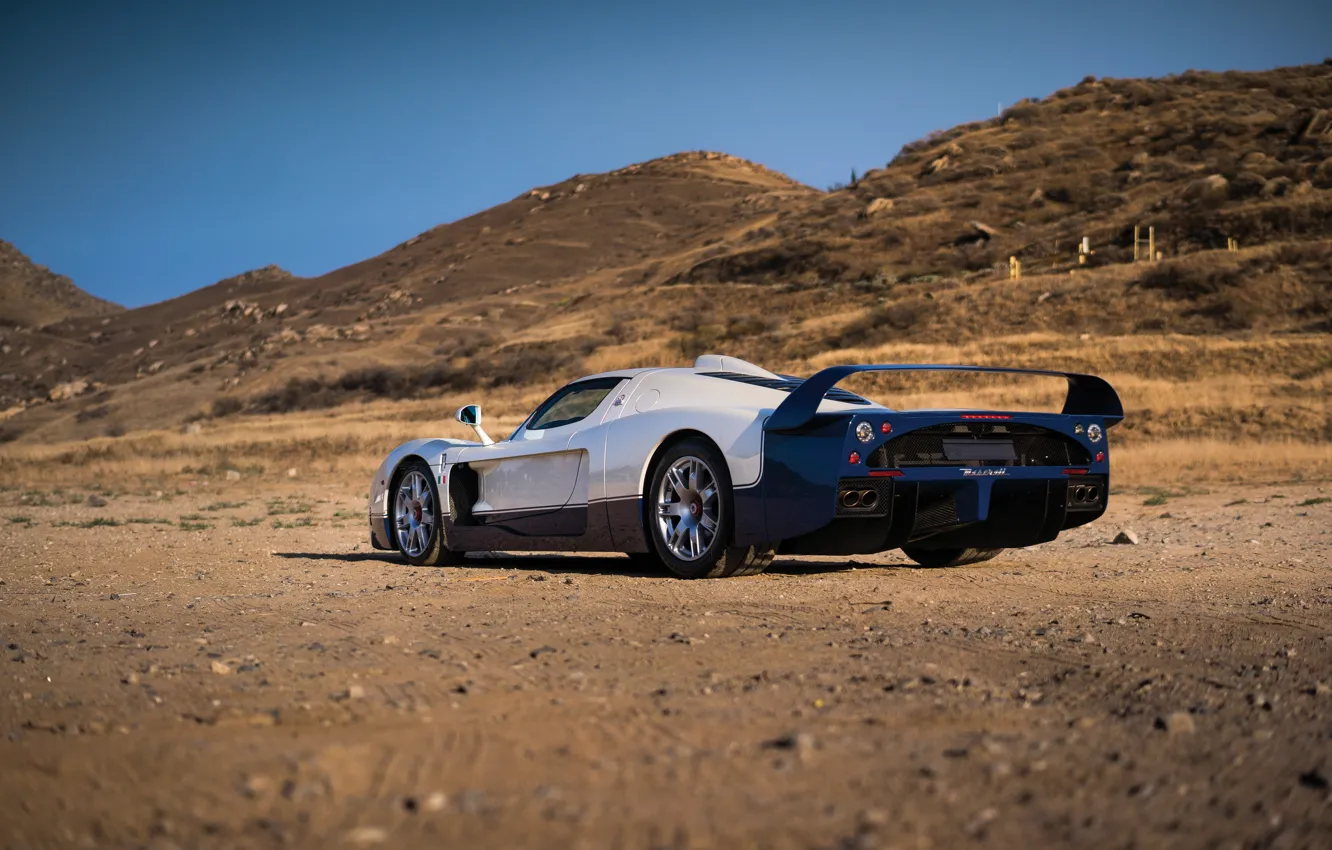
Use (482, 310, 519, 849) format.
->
(369, 355, 882, 543)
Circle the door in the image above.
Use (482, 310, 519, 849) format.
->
(459, 377, 625, 535)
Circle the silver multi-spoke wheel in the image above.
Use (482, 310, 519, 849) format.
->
(394, 470, 436, 558)
(655, 455, 720, 562)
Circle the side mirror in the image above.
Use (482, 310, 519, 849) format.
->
(455, 404, 493, 445)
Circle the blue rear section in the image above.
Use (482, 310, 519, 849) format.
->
(736, 409, 1111, 552)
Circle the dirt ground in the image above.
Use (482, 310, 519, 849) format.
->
(2, 481, 1330, 850)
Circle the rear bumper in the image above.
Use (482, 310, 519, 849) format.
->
(777, 473, 1106, 555)
(736, 411, 1111, 553)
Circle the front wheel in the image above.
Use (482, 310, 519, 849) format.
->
(901, 547, 1003, 568)
(391, 459, 466, 567)
(647, 439, 773, 578)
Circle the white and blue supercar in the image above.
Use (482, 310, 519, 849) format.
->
(368, 355, 1124, 578)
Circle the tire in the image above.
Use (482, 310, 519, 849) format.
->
(901, 547, 1003, 569)
(646, 438, 774, 578)
(390, 458, 466, 567)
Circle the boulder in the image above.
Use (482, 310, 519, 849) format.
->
(862, 198, 894, 217)
(923, 154, 951, 176)
(48, 379, 89, 402)
(1262, 177, 1293, 198)
(1314, 158, 1332, 189)
(1183, 174, 1229, 205)
(1229, 171, 1266, 200)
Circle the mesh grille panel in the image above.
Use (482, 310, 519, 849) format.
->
(870, 422, 1091, 468)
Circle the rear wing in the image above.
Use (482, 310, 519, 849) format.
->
(764, 364, 1124, 433)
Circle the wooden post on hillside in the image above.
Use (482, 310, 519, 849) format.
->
(1227, 237, 1239, 253)
(1009, 256, 1021, 280)
(1078, 237, 1092, 265)
(1134, 225, 1158, 262)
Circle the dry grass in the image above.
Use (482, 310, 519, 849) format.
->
(2, 392, 1326, 493)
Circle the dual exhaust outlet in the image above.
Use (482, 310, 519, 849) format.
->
(1069, 483, 1102, 505)
(840, 489, 880, 509)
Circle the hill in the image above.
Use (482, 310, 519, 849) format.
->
(0, 63, 1328, 482)
(0, 240, 121, 329)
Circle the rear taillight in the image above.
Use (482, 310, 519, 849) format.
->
(849, 452, 861, 464)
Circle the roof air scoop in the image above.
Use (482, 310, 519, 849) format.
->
(693, 354, 781, 379)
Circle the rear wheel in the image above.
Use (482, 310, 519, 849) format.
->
(901, 547, 1003, 568)
(647, 439, 773, 578)
(391, 459, 466, 567)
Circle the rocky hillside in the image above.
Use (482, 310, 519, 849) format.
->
(1, 62, 1329, 445)
(0, 240, 121, 328)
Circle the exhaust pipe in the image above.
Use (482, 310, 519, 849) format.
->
(1085, 485, 1100, 503)
(859, 490, 878, 509)
(1072, 485, 1088, 502)
(841, 490, 861, 508)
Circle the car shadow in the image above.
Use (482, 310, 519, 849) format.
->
(272, 550, 903, 577)
(272, 551, 402, 564)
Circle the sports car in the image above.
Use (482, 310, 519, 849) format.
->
(368, 355, 1123, 578)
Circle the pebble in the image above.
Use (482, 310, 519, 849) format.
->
(241, 775, 275, 798)
(210, 661, 233, 675)
(1113, 529, 1139, 545)
(345, 826, 387, 845)
(87, 495, 108, 507)
(422, 791, 448, 812)
(764, 732, 815, 758)
(1156, 711, 1196, 734)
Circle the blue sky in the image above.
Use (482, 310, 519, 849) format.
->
(2, 0, 1328, 308)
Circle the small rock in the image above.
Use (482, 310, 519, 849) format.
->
(181, 422, 203, 435)
(1298, 769, 1329, 790)
(225, 470, 242, 482)
(422, 791, 448, 812)
(286, 467, 298, 479)
(764, 732, 815, 756)
(332, 684, 367, 701)
(381, 636, 400, 646)
(241, 775, 275, 798)
(86, 494, 108, 508)
(210, 661, 233, 675)
(1112, 529, 1139, 545)
(345, 826, 388, 845)
(1156, 711, 1196, 734)
(1311, 682, 1330, 697)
